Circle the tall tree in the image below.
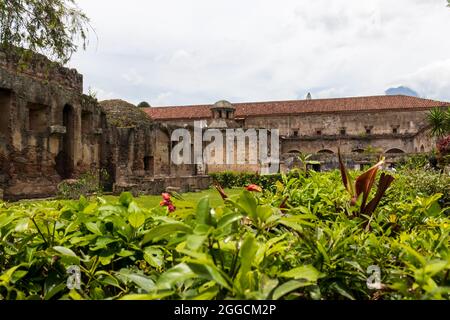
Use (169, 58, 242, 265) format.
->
(0, 0, 90, 64)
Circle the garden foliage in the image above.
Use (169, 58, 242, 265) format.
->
(0, 169, 449, 300)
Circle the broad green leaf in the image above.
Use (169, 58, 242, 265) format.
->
(256, 205, 273, 222)
(116, 271, 155, 292)
(272, 280, 315, 300)
(187, 262, 232, 290)
(187, 234, 207, 250)
(398, 243, 427, 266)
(44, 281, 67, 300)
(128, 211, 145, 229)
(119, 192, 133, 207)
(236, 234, 258, 290)
(157, 263, 196, 289)
(0, 264, 28, 284)
(95, 271, 122, 289)
(0, 213, 16, 228)
(90, 237, 118, 251)
(189, 286, 219, 300)
(141, 223, 193, 245)
(424, 260, 449, 275)
(217, 212, 243, 229)
(53, 246, 77, 258)
(14, 218, 29, 232)
(196, 197, 210, 225)
(120, 291, 174, 300)
(117, 249, 135, 257)
(280, 265, 322, 282)
(239, 234, 258, 271)
(330, 282, 355, 300)
(85, 222, 102, 235)
(53, 246, 80, 265)
(238, 190, 258, 219)
(144, 247, 164, 269)
(83, 202, 97, 214)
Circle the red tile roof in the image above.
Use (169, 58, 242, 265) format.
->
(144, 95, 449, 120)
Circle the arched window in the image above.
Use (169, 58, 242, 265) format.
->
(317, 149, 334, 154)
(385, 148, 405, 154)
(352, 148, 365, 154)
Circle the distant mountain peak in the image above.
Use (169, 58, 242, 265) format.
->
(385, 86, 419, 97)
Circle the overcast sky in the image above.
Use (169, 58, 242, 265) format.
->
(69, 0, 450, 106)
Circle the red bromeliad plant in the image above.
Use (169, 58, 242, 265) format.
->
(338, 149, 395, 218)
(437, 136, 450, 155)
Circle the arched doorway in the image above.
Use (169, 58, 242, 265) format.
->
(56, 104, 74, 179)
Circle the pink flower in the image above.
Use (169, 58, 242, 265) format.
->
(162, 193, 171, 201)
(168, 204, 176, 212)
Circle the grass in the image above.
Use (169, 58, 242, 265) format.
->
(102, 187, 242, 209)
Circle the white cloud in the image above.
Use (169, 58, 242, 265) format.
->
(70, 0, 450, 105)
(122, 69, 144, 85)
(152, 92, 174, 106)
(89, 86, 117, 101)
(391, 59, 450, 101)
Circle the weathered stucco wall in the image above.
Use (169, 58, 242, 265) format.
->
(149, 106, 435, 174)
(244, 110, 429, 137)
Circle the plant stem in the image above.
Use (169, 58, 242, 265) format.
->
(31, 218, 48, 247)
(51, 220, 56, 246)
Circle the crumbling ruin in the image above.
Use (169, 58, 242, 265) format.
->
(0, 50, 208, 200)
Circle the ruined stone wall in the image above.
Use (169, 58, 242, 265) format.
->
(153, 127, 171, 177)
(98, 101, 207, 195)
(0, 50, 101, 200)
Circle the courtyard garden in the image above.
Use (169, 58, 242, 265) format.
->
(0, 156, 449, 300)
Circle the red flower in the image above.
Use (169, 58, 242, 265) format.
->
(160, 193, 176, 212)
(246, 184, 262, 192)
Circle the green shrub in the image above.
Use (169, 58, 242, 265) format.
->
(389, 168, 450, 207)
(209, 171, 283, 191)
(57, 169, 109, 199)
(1, 171, 449, 300)
(396, 153, 433, 170)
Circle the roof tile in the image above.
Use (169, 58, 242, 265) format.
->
(144, 95, 449, 120)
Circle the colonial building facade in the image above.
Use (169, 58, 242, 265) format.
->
(145, 96, 447, 173)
